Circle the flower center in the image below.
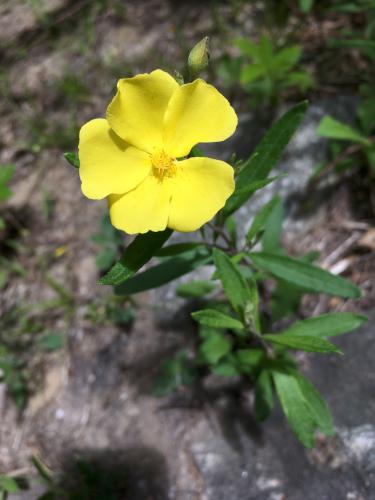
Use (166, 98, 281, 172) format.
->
(151, 149, 176, 180)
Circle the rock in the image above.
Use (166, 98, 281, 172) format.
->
(0, 0, 68, 47)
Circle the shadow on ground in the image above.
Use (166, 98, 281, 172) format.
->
(54, 446, 169, 500)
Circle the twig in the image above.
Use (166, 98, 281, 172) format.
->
(322, 232, 361, 267)
(207, 222, 233, 248)
(313, 135, 375, 181)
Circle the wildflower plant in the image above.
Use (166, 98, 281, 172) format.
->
(65, 39, 366, 447)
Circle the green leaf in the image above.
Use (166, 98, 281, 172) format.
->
(246, 196, 281, 242)
(153, 351, 196, 396)
(274, 46, 301, 71)
(222, 175, 284, 218)
(282, 312, 367, 338)
(38, 332, 64, 351)
(192, 309, 244, 330)
(63, 152, 80, 168)
(0, 164, 15, 202)
(259, 35, 273, 66)
(96, 249, 117, 271)
(234, 38, 259, 59)
(213, 249, 251, 316)
(294, 372, 334, 435)
(115, 248, 210, 295)
(317, 116, 371, 147)
(283, 71, 314, 91)
(177, 280, 215, 298)
(199, 332, 231, 365)
(211, 360, 240, 377)
(261, 196, 284, 252)
(249, 252, 361, 298)
(99, 229, 172, 285)
(0, 164, 15, 186)
(241, 64, 265, 84)
(254, 370, 274, 421)
(156, 242, 203, 257)
(236, 348, 264, 373)
(272, 369, 317, 447)
(299, 0, 314, 13)
(223, 101, 308, 216)
(0, 475, 19, 493)
(263, 333, 341, 354)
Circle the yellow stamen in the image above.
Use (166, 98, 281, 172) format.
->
(151, 149, 176, 180)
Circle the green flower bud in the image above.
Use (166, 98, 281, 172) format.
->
(188, 37, 210, 79)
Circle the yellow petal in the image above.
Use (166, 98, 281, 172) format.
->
(168, 157, 235, 232)
(108, 175, 173, 234)
(163, 79, 238, 158)
(79, 119, 151, 200)
(106, 70, 179, 154)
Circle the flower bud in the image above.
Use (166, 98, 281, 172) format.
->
(188, 37, 210, 79)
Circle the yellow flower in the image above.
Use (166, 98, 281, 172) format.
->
(79, 69, 237, 234)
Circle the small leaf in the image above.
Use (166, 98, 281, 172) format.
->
(263, 333, 341, 354)
(0, 475, 19, 493)
(192, 309, 244, 330)
(261, 197, 284, 252)
(274, 46, 301, 71)
(0, 164, 15, 202)
(294, 372, 334, 436)
(63, 152, 80, 168)
(272, 369, 317, 447)
(299, 0, 314, 13)
(282, 312, 367, 338)
(38, 332, 64, 351)
(240, 64, 265, 84)
(99, 229, 172, 286)
(177, 280, 215, 298)
(234, 38, 259, 59)
(211, 360, 240, 377)
(236, 348, 264, 373)
(317, 116, 371, 147)
(153, 351, 196, 396)
(246, 196, 281, 243)
(250, 252, 361, 298)
(199, 332, 231, 365)
(213, 248, 252, 316)
(254, 370, 274, 421)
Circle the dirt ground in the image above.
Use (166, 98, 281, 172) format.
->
(0, 1, 374, 499)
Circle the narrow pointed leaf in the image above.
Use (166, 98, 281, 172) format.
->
(250, 252, 361, 298)
(99, 229, 172, 285)
(272, 370, 316, 447)
(192, 309, 244, 330)
(317, 116, 371, 146)
(63, 152, 80, 168)
(282, 312, 367, 338)
(213, 248, 251, 316)
(254, 370, 274, 421)
(294, 373, 334, 436)
(115, 248, 210, 294)
(263, 333, 341, 354)
(246, 196, 281, 242)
